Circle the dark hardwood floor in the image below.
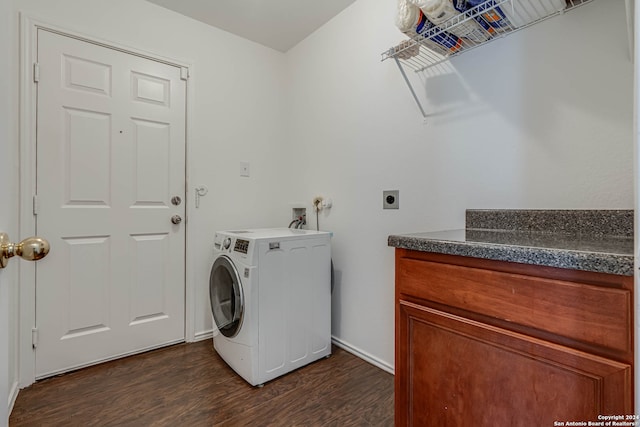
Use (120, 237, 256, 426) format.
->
(10, 341, 394, 426)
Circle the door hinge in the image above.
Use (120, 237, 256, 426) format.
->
(32, 328, 38, 349)
(33, 63, 40, 83)
(33, 194, 39, 216)
(180, 67, 189, 81)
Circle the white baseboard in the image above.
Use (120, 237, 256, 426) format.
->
(331, 336, 394, 375)
(193, 330, 214, 342)
(8, 380, 19, 417)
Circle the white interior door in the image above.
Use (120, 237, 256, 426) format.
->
(0, 112, 10, 427)
(35, 29, 186, 378)
(2, 0, 14, 420)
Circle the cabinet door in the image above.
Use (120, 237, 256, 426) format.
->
(396, 300, 632, 427)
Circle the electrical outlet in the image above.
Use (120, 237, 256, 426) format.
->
(383, 190, 399, 209)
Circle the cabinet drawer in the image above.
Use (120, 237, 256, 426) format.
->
(396, 257, 632, 355)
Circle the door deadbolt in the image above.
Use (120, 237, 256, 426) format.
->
(171, 196, 182, 206)
(171, 215, 182, 225)
(0, 232, 50, 268)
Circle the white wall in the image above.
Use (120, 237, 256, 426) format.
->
(12, 0, 291, 344)
(10, 0, 634, 390)
(286, 0, 634, 369)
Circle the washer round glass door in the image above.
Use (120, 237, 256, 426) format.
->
(209, 255, 244, 338)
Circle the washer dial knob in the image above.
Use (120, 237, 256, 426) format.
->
(223, 237, 232, 250)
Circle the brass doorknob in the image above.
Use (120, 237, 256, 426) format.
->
(0, 233, 50, 268)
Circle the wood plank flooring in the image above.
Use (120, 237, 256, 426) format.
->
(10, 341, 394, 426)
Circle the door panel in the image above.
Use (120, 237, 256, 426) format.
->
(132, 119, 170, 204)
(35, 29, 186, 378)
(62, 236, 110, 338)
(63, 54, 112, 96)
(129, 233, 170, 324)
(64, 108, 112, 205)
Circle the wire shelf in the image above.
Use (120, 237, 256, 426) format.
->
(382, 0, 595, 118)
(383, 0, 593, 71)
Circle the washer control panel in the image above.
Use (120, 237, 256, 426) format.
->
(234, 239, 249, 254)
(214, 232, 253, 260)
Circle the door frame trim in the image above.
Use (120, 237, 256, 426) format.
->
(18, 14, 197, 387)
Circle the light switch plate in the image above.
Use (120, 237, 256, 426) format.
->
(383, 190, 399, 209)
(240, 161, 250, 177)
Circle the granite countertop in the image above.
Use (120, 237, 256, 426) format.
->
(388, 210, 634, 276)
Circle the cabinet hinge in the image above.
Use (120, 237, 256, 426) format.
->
(32, 195, 39, 216)
(180, 67, 189, 81)
(33, 63, 40, 83)
(32, 328, 38, 349)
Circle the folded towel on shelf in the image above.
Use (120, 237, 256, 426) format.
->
(395, 0, 422, 32)
(395, 0, 463, 58)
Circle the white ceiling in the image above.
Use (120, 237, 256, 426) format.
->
(144, 0, 357, 52)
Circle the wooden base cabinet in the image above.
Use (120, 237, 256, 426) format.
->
(395, 249, 633, 426)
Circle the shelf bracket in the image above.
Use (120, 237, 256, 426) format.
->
(394, 57, 427, 121)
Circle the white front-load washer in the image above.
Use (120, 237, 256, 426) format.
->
(209, 228, 332, 386)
